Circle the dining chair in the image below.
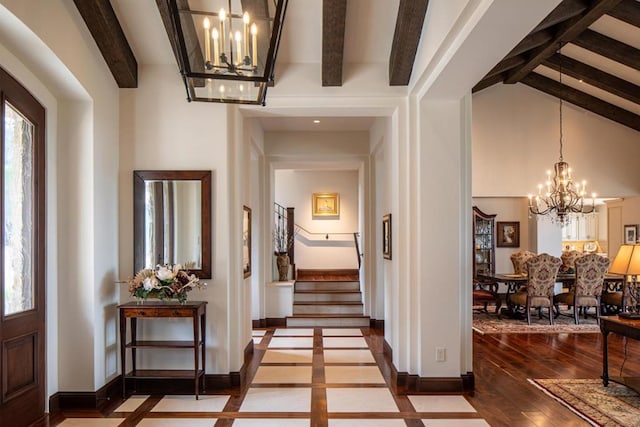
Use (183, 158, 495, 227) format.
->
(601, 278, 629, 315)
(560, 250, 583, 273)
(510, 253, 561, 325)
(554, 254, 610, 324)
(473, 280, 502, 316)
(510, 250, 536, 275)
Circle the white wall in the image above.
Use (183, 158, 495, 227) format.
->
(473, 83, 640, 198)
(0, 0, 120, 395)
(274, 169, 360, 270)
(119, 63, 232, 373)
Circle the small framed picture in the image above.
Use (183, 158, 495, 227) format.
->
(312, 192, 339, 217)
(624, 224, 638, 245)
(497, 221, 520, 248)
(382, 214, 392, 260)
(243, 206, 252, 278)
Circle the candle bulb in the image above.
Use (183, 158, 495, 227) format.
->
(235, 31, 242, 63)
(243, 12, 250, 61)
(219, 8, 226, 55)
(203, 18, 211, 63)
(212, 28, 220, 66)
(251, 23, 258, 67)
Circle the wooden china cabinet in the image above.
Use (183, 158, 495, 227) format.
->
(473, 206, 496, 280)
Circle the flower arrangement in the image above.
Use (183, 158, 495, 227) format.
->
(126, 263, 206, 303)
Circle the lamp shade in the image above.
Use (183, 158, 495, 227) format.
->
(609, 244, 640, 275)
(168, 0, 288, 105)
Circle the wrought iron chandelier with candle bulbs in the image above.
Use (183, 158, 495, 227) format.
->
(528, 52, 596, 225)
(168, 0, 288, 105)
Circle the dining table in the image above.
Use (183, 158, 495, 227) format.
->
(476, 271, 624, 314)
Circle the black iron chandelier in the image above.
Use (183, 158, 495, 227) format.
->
(168, 0, 288, 105)
(528, 52, 596, 225)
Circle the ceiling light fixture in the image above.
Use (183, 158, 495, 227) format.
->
(528, 48, 596, 225)
(313, 120, 320, 124)
(168, 0, 289, 105)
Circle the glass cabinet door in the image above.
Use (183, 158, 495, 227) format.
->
(473, 207, 496, 279)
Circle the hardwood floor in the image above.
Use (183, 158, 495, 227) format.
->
(35, 326, 640, 426)
(470, 331, 640, 426)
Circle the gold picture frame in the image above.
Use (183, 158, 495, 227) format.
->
(312, 193, 339, 217)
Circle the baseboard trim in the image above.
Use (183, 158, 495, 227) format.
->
(49, 375, 121, 413)
(370, 319, 384, 330)
(252, 319, 267, 328)
(383, 338, 474, 394)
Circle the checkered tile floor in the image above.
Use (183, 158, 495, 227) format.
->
(54, 328, 488, 426)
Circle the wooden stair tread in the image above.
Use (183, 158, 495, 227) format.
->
(288, 314, 369, 318)
(293, 301, 363, 305)
(295, 290, 361, 293)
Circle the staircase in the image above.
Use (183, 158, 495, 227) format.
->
(286, 269, 370, 327)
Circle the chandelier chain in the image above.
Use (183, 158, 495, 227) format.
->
(528, 42, 596, 225)
(559, 48, 563, 162)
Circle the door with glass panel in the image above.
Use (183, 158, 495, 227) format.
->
(0, 67, 46, 426)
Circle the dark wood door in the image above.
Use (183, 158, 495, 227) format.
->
(0, 67, 46, 426)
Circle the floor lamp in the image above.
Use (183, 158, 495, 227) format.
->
(609, 244, 640, 319)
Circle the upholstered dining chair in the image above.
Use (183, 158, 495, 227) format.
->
(601, 278, 629, 315)
(510, 253, 562, 325)
(560, 250, 583, 272)
(554, 254, 610, 324)
(510, 250, 536, 275)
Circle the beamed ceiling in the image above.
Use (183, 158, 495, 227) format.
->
(74, 0, 639, 132)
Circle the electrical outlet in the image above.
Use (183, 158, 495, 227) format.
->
(436, 347, 446, 362)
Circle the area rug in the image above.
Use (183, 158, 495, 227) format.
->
(529, 378, 640, 426)
(473, 309, 600, 334)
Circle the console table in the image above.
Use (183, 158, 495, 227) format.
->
(600, 315, 640, 393)
(119, 301, 207, 399)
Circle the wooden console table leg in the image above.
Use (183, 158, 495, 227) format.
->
(201, 308, 206, 393)
(193, 311, 200, 400)
(120, 309, 126, 398)
(602, 329, 610, 387)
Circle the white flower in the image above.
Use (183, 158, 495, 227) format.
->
(142, 276, 159, 291)
(156, 265, 177, 281)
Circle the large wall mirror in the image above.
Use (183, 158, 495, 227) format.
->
(134, 170, 212, 279)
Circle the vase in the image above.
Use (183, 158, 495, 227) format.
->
(276, 253, 290, 281)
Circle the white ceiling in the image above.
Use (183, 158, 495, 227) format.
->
(110, 1, 639, 131)
(259, 116, 376, 132)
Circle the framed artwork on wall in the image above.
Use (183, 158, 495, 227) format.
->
(624, 224, 638, 245)
(312, 193, 339, 217)
(243, 206, 252, 278)
(497, 221, 520, 248)
(382, 214, 392, 260)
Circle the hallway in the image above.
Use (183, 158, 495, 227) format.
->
(49, 327, 488, 426)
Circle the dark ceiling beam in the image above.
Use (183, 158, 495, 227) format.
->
(544, 54, 640, 104)
(484, 56, 526, 80)
(504, 29, 553, 59)
(155, 0, 204, 71)
(607, 0, 640, 27)
(155, 0, 205, 86)
(531, 0, 590, 32)
(504, 0, 625, 84)
(571, 29, 640, 71)
(521, 72, 640, 132)
(73, 0, 137, 88)
(472, 73, 507, 93)
(241, 0, 271, 75)
(322, 0, 347, 86)
(389, 0, 429, 86)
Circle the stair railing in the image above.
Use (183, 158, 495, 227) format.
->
(274, 203, 362, 270)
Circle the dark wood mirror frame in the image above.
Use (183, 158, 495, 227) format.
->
(133, 170, 212, 279)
